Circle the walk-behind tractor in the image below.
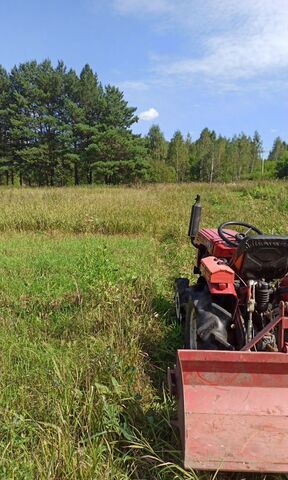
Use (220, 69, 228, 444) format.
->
(168, 195, 288, 472)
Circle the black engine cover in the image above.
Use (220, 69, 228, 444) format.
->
(190, 286, 233, 350)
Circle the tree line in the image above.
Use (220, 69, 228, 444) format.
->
(0, 60, 147, 186)
(0, 60, 287, 186)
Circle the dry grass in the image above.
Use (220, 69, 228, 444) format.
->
(0, 181, 287, 237)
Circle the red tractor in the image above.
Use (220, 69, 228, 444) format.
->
(169, 195, 288, 472)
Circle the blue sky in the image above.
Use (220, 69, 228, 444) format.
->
(0, 0, 287, 154)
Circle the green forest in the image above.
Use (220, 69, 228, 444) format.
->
(0, 60, 287, 186)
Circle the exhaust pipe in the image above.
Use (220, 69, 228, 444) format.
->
(188, 194, 201, 242)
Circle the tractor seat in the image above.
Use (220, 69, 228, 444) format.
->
(232, 235, 288, 281)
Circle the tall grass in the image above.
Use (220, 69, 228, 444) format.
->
(1, 181, 288, 237)
(0, 181, 287, 479)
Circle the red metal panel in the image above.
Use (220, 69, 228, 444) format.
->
(208, 283, 237, 295)
(200, 256, 235, 283)
(175, 350, 288, 472)
(279, 317, 288, 351)
(195, 228, 237, 258)
(200, 256, 237, 296)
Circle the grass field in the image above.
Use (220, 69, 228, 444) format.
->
(0, 181, 287, 479)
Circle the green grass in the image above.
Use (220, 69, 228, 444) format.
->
(0, 181, 287, 479)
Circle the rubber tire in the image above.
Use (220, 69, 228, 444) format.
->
(184, 297, 198, 349)
(175, 278, 189, 323)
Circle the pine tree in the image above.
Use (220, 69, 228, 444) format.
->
(9, 60, 71, 185)
(64, 68, 85, 185)
(77, 65, 104, 183)
(101, 85, 137, 130)
(0, 66, 12, 184)
(146, 125, 168, 162)
(86, 129, 150, 184)
(9, 61, 41, 185)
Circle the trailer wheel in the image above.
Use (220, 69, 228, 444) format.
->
(175, 278, 189, 323)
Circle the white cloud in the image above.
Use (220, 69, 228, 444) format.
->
(139, 107, 159, 121)
(112, 0, 288, 89)
(119, 80, 149, 91)
(157, 1, 288, 81)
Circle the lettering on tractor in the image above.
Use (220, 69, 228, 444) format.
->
(170, 194, 288, 473)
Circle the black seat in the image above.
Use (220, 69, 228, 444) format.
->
(233, 235, 288, 280)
